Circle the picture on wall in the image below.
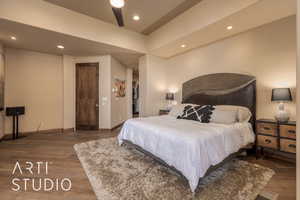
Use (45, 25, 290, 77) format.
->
(114, 79, 126, 97)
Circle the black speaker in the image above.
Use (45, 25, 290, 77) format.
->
(6, 106, 25, 116)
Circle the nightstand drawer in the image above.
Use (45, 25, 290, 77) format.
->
(257, 135, 278, 149)
(280, 139, 296, 153)
(256, 123, 277, 136)
(280, 125, 296, 139)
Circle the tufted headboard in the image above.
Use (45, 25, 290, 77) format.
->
(182, 73, 256, 128)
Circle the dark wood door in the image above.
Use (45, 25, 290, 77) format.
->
(76, 63, 99, 130)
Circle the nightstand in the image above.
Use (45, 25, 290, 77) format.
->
(256, 119, 296, 159)
(159, 109, 170, 115)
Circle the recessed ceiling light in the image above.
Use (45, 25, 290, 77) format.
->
(10, 36, 17, 40)
(133, 15, 140, 21)
(110, 0, 125, 8)
(57, 45, 64, 49)
(181, 44, 186, 48)
(227, 26, 233, 30)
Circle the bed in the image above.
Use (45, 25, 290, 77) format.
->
(118, 73, 256, 193)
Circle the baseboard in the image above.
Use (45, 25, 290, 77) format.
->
(36, 128, 64, 134)
(63, 128, 75, 133)
(100, 122, 124, 131)
(1, 128, 75, 140)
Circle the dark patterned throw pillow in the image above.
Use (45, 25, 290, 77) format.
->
(177, 105, 215, 123)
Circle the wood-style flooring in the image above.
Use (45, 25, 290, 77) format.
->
(0, 129, 296, 200)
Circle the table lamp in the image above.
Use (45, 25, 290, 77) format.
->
(166, 93, 175, 111)
(271, 88, 292, 122)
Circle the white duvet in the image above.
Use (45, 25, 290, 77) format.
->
(118, 115, 255, 192)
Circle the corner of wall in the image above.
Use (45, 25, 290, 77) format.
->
(62, 55, 76, 130)
(138, 54, 168, 117)
(0, 43, 4, 139)
(110, 56, 132, 128)
(296, 1, 300, 199)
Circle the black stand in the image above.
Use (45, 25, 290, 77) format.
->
(12, 115, 20, 140)
(6, 106, 25, 140)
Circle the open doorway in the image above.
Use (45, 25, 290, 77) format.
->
(132, 69, 139, 118)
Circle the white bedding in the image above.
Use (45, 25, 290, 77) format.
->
(118, 115, 255, 192)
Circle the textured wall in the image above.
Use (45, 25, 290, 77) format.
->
(141, 16, 296, 120)
(0, 44, 4, 139)
(5, 48, 64, 134)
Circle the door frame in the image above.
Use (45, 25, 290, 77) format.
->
(75, 62, 99, 130)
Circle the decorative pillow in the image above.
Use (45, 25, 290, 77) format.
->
(168, 104, 198, 117)
(177, 105, 215, 123)
(210, 109, 238, 124)
(214, 105, 252, 123)
(237, 107, 252, 123)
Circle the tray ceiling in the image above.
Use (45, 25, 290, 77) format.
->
(44, 0, 202, 34)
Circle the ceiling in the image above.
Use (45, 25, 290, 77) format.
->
(0, 0, 296, 67)
(44, 0, 202, 34)
(0, 19, 143, 68)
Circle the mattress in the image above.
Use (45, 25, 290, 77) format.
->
(118, 115, 255, 192)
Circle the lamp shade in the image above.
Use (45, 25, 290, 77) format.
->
(271, 88, 292, 102)
(166, 93, 175, 100)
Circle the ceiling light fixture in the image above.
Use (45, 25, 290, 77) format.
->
(227, 26, 233, 30)
(181, 44, 186, 48)
(10, 36, 17, 40)
(57, 45, 64, 49)
(110, 0, 125, 8)
(133, 15, 140, 21)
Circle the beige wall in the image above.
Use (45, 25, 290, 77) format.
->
(75, 55, 131, 129)
(141, 16, 296, 120)
(164, 16, 296, 120)
(139, 55, 167, 117)
(296, 1, 299, 199)
(126, 68, 133, 119)
(3, 51, 131, 134)
(138, 56, 148, 117)
(110, 57, 130, 128)
(63, 55, 75, 129)
(0, 44, 4, 139)
(5, 48, 64, 134)
(74, 56, 112, 129)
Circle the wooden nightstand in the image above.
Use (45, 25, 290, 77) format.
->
(159, 109, 170, 115)
(256, 119, 296, 159)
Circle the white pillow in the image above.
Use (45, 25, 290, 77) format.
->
(214, 105, 252, 123)
(210, 109, 238, 124)
(168, 104, 198, 117)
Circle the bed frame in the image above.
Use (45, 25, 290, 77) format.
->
(123, 73, 256, 190)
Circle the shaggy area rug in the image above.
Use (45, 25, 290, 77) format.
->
(74, 138, 275, 200)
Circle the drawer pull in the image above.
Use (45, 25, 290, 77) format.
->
(288, 144, 296, 148)
(265, 139, 272, 144)
(263, 127, 271, 131)
(288, 130, 296, 134)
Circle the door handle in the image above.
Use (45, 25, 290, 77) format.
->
(95, 104, 99, 108)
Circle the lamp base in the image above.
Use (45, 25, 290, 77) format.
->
(275, 110, 290, 123)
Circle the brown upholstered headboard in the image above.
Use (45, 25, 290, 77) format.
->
(182, 73, 256, 128)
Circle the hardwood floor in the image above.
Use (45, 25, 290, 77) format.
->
(0, 129, 296, 200)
